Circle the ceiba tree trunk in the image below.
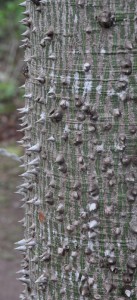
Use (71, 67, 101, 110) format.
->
(17, 0, 137, 299)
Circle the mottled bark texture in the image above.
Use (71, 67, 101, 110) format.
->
(18, 0, 137, 299)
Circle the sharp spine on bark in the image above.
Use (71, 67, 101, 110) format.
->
(21, 38, 29, 44)
(36, 112, 46, 124)
(20, 42, 30, 50)
(35, 274, 48, 284)
(19, 1, 26, 7)
(57, 204, 64, 214)
(20, 171, 31, 178)
(83, 63, 91, 72)
(20, 197, 28, 203)
(15, 245, 27, 251)
(18, 163, 26, 169)
(35, 96, 44, 103)
(27, 168, 39, 175)
(34, 199, 41, 205)
(18, 277, 30, 284)
(16, 269, 29, 275)
(49, 178, 56, 188)
(20, 18, 32, 27)
(17, 183, 29, 189)
(49, 107, 63, 123)
(48, 53, 56, 60)
(27, 197, 37, 204)
(15, 239, 26, 246)
(86, 26, 92, 34)
(47, 136, 55, 142)
(26, 239, 36, 247)
(17, 106, 29, 114)
(15, 189, 26, 195)
(23, 57, 31, 63)
(17, 125, 31, 132)
(20, 120, 28, 127)
(46, 26, 54, 38)
(36, 75, 45, 84)
(32, 26, 37, 33)
(21, 29, 30, 38)
(28, 143, 41, 153)
(18, 218, 25, 224)
(19, 84, 25, 89)
(22, 10, 30, 16)
(56, 154, 65, 165)
(28, 157, 40, 166)
(97, 11, 115, 28)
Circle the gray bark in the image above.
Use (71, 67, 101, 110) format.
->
(17, 0, 137, 299)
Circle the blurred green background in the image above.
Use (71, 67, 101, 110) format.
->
(0, 1, 25, 300)
(0, 0, 24, 142)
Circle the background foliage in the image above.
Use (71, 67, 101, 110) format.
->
(0, 2, 24, 300)
(0, 0, 23, 116)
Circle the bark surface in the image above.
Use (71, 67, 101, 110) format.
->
(19, 0, 137, 299)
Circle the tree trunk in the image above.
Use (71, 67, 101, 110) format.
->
(17, 0, 137, 299)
